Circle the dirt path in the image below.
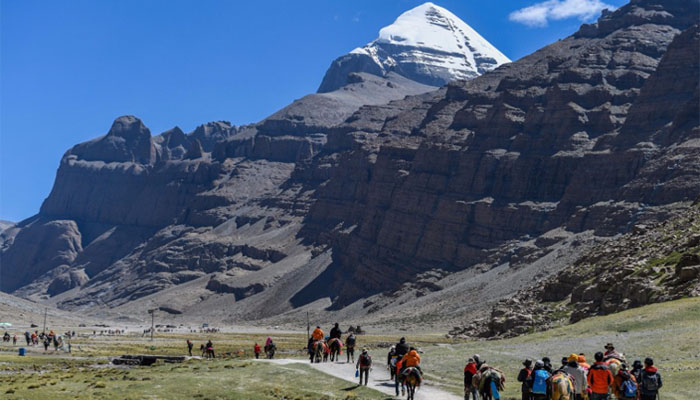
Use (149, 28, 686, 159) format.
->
(259, 358, 461, 400)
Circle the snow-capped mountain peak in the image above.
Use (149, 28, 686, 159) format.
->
(319, 2, 510, 92)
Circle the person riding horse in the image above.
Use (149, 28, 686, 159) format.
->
(329, 323, 341, 340)
(264, 337, 277, 359)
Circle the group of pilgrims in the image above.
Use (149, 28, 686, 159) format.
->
(299, 324, 664, 400)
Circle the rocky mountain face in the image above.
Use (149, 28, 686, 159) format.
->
(318, 2, 510, 92)
(450, 198, 700, 339)
(1, 0, 698, 329)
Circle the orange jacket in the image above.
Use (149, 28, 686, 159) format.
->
(401, 350, 421, 368)
(312, 328, 324, 341)
(588, 362, 613, 394)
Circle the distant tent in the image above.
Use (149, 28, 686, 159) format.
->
(0, 322, 12, 327)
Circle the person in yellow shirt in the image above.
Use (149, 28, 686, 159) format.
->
(312, 326, 324, 341)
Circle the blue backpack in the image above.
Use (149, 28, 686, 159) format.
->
(622, 379, 637, 397)
(532, 369, 550, 394)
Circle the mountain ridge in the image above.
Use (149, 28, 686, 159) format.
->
(1, 0, 698, 331)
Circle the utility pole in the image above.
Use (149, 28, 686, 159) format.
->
(42, 307, 47, 335)
(148, 309, 156, 341)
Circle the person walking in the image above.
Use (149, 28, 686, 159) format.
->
(563, 353, 587, 400)
(464, 357, 479, 400)
(346, 332, 356, 363)
(630, 360, 643, 384)
(528, 360, 551, 400)
(186, 339, 194, 356)
(254, 343, 261, 359)
(356, 349, 372, 386)
(517, 359, 533, 400)
(638, 358, 662, 400)
(587, 352, 613, 400)
(613, 363, 638, 400)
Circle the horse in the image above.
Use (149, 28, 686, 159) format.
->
(401, 367, 422, 400)
(328, 338, 342, 362)
(551, 370, 575, 400)
(312, 340, 325, 363)
(200, 344, 215, 359)
(322, 341, 330, 362)
(264, 343, 276, 359)
(607, 357, 623, 377)
(477, 367, 505, 400)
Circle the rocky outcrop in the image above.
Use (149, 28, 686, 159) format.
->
(47, 269, 89, 296)
(0, 218, 82, 292)
(451, 201, 700, 339)
(70, 116, 156, 164)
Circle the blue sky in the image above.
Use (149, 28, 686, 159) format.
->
(0, 0, 626, 222)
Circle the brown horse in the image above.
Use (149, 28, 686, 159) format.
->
(312, 340, 326, 363)
(551, 370, 574, 400)
(477, 367, 505, 400)
(401, 367, 422, 400)
(328, 338, 342, 362)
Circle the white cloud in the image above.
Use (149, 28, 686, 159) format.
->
(509, 0, 615, 27)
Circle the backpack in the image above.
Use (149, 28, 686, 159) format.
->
(641, 371, 659, 393)
(359, 353, 371, 367)
(532, 369, 549, 394)
(622, 378, 637, 397)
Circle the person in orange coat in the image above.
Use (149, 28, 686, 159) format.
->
(254, 343, 261, 359)
(311, 326, 324, 341)
(400, 347, 422, 376)
(587, 352, 614, 400)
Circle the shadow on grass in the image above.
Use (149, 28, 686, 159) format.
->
(342, 384, 362, 391)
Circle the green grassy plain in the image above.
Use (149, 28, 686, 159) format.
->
(0, 298, 698, 399)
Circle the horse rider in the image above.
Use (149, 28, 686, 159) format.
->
(604, 343, 625, 362)
(329, 323, 342, 340)
(312, 326, 324, 341)
(399, 346, 422, 377)
(562, 353, 587, 400)
(395, 337, 409, 358)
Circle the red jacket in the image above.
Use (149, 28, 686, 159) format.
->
(464, 362, 477, 375)
(588, 362, 614, 394)
(254, 344, 261, 353)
